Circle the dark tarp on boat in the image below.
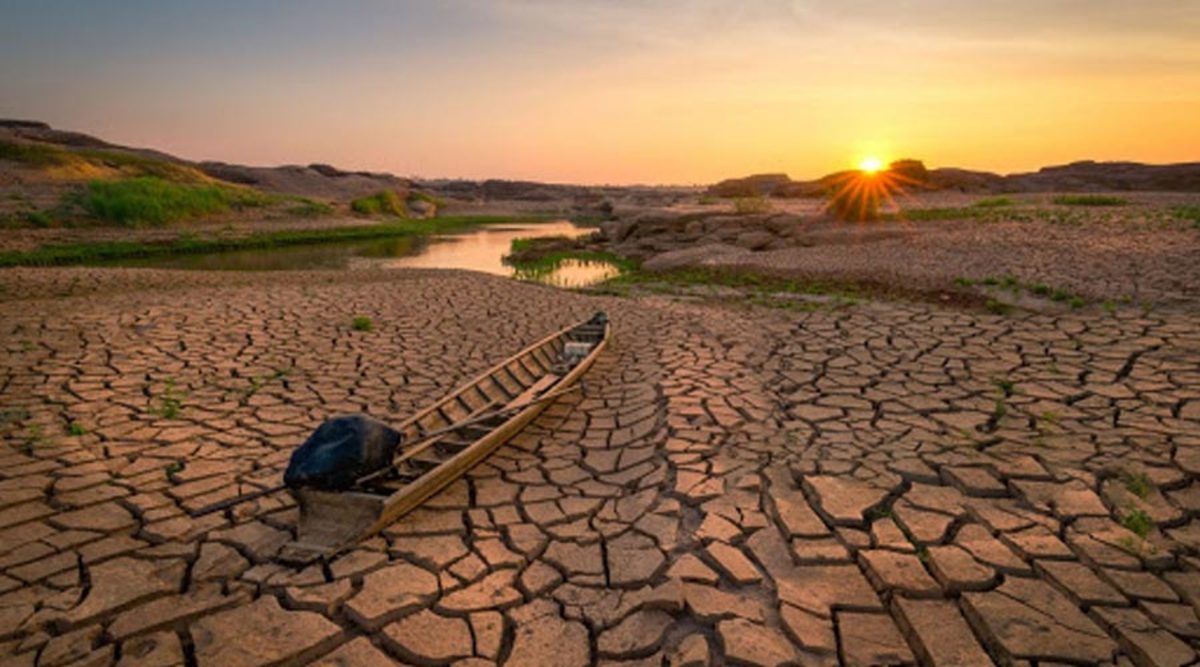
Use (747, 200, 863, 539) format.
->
(283, 414, 402, 491)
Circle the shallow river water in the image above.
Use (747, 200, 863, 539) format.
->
(111, 220, 621, 287)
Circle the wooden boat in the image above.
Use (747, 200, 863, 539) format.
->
(278, 312, 610, 564)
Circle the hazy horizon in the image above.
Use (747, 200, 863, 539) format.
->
(3, 1, 1198, 185)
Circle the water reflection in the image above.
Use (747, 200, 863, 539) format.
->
(104, 220, 625, 287)
(371, 221, 577, 275)
(511, 258, 623, 288)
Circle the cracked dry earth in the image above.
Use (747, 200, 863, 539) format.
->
(2, 267, 1200, 667)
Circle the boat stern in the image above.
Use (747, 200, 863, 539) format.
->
(278, 487, 387, 565)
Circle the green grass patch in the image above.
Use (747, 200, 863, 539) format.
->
(509, 235, 573, 254)
(351, 190, 407, 217)
(966, 274, 1089, 309)
(0, 215, 539, 268)
(1120, 509, 1153, 538)
(1121, 471, 1154, 499)
(1053, 194, 1127, 207)
(81, 177, 274, 226)
(285, 198, 334, 218)
(508, 250, 636, 280)
(973, 196, 1014, 208)
(890, 207, 984, 221)
(1171, 205, 1200, 227)
(67, 421, 87, 436)
(25, 211, 54, 228)
(606, 267, 860, 309)
(351, 316, 374, 332)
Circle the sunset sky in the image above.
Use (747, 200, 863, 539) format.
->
(2, 1, 1198, 184)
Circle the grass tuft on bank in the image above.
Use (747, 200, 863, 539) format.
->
(973, 196, 1014, 208)
(1053, 194, 1127, 207)
(1172, 205, 1200, 227)
(503, 236, 636, 283)
(81, 177, 276, 226)
(351, 191, 407, 217)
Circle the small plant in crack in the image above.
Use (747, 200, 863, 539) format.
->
(245, 376, 264, 397)
(0, 407, 31, 425)
(992, 378, 1015, 396)
(165, 461, 184, 480)
(1039, 411, 1058, 429)
(1119, 509, 1154, 539)
(153, 377, 184, 419)
(67, 421, 87, 436)
(992, 397, 1007, 421)
(351, 315, 374, 332)
(243, 366, 293, 398)
(1120, 471, 1153, 499)
(20, 424, 43, 455)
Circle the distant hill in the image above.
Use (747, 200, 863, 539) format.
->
(0, 119, 412, 201)
(708, 159, 1200, 197)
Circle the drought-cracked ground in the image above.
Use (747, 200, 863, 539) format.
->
(1, 267, 1199, 667)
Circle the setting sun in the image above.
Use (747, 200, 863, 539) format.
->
(859, 157, 884, 173)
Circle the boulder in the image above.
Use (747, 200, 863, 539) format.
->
(734, 231, 777, 251)
(641, 244, 752, 272)
(407, 198, 436, 219)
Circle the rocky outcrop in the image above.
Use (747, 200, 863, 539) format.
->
(641, 243, 753, 272)
(1005, 160, 1200, 192)
(707, 173, 794, 198)
(925, 168, 1005, 192)
(594, 211, 810, 261)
